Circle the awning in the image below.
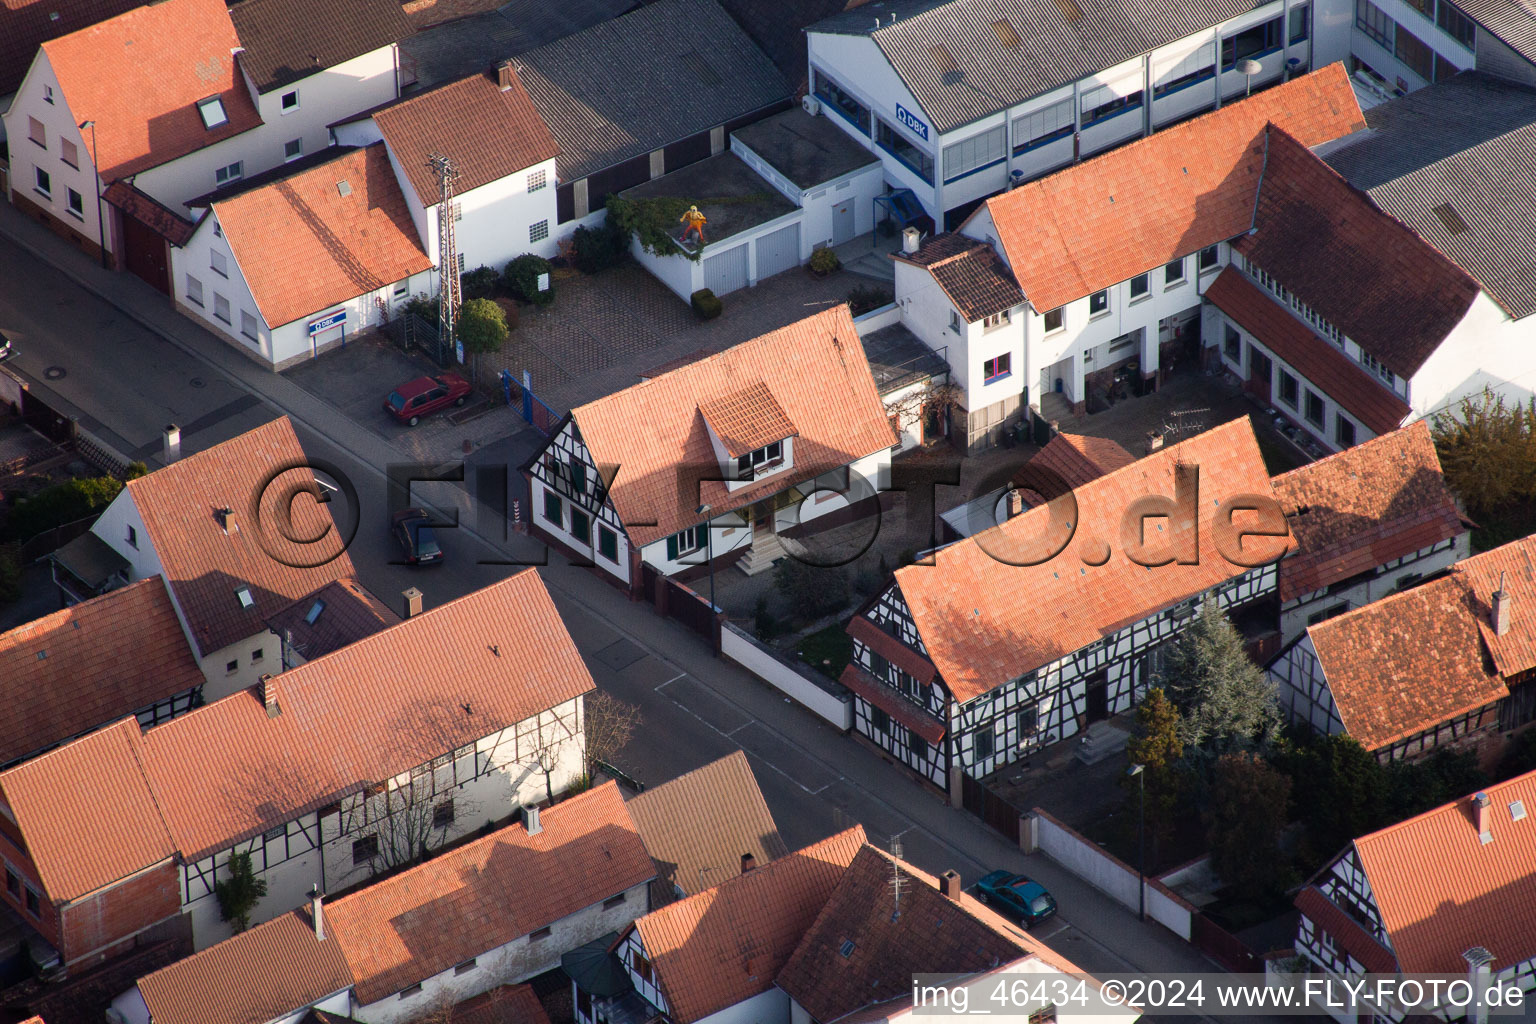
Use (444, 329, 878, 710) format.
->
(49, 531, 129, 590)
(561, 931, 633, 997)
(839, 663, 947, 744)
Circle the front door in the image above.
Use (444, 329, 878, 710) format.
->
(832, 199, 855, 246)
(1084, 671, 1110, 724)
(1247, 345, 1273, 403)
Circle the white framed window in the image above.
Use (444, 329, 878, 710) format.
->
(215, 161, 243, 185)
(214, 293, 231, 324)
(197, 96, 228, 129)
(1152, 41, 1215, 97)
(1164, 257, 1185, 286)
(1089, 290, 1109, 316)
(281, 90, 299, 112)
(1043, 307, 1064, 332)
(456, 253, 466, 273)
(210, 249, 228, 277)
(60, 138, 78, 168)
(528, 168, 547, 191)
(943, 124, 1006, 182)
(241, 311, 259, 341)
(284, 138, 303, 161)
(1012, 98, 1073, 153)
(1130, 273, 1149, 299)
(214, 221, 223, 238)
(982, 309, 1011, 331)
(530, 219, 550, 243)
(28, 117, 45, 148)
(43, 84, 54, 105)
(393, 280, 409, 298)
(66, 188, 84, 218)
(186, 274, 204, 306)
(34, 167, 51, 197)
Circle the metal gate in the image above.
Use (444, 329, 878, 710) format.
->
(754, 223, 800, 281)
(120, 212, 170, 295)
(702, 242, 750, 296)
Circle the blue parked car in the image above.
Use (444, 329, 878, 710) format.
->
(973, 870, 1057, 927)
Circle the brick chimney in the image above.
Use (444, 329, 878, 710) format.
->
(1007, 486, 1024, 519)
(497, 59, 515, 91)
(260, 673, 279, 717)
(740, 852, 756, 874)
(1473, 791, 1492, 844)
(939, 869, 962, 900)
(1492, 572, 1511, 637)
(310, 886, 325, 941)
(402, 587, 423, 619)
(525, 804, 542, 835)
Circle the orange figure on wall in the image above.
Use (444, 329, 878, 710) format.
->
(679, 204, 707, 244)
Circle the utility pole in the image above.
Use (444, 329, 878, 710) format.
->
(428, 153, 462, 362)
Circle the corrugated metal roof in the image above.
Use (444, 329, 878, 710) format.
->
(1324, 72, 1536, 319)
(516, 0, 788, 182)
(1450, 0, 1536, 63)
(809, 0, 1267, 133)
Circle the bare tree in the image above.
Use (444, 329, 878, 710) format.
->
(884, 378, 963, 438)
(584, 691, 641, 780)
(524, 703, 583, 805)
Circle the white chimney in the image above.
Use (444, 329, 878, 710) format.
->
(901, 226, 921, 255)
(1465, 947, 1494, 1024)
(525, 804, 542, 835)
(163, 424, 181, 463)
(402, 587, 423, 619)
(1474, 792, 1492, 843)
(310, 886, 325, 941)
(1492, 572, 1511, 637)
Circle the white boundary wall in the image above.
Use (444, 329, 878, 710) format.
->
(1032, 810, 1193, 940)
(721, 623, 852, 730)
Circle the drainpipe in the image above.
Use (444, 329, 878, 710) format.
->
(1213, 27, 1225, 109)
(1142, 54, 1153, 137)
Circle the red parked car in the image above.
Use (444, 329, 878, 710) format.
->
(384, 373, 472, 426)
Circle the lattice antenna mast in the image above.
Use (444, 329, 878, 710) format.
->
(888, 835, 904, 919)
(428, 153, 461, 347)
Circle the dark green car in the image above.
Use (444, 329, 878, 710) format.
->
(974, 870, 1057, 927)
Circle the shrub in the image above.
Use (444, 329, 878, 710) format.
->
(690, 288, 723, 320)
(125, 461, 149, 480)
(847, 284, 894, 316)
(0, 544, 22, 605)
(572, 220, 629, 273)
(2, 475, 124, 543)
(754, 595, 778, 640)
(808, 246, 840, 275)
(773, 557, 850, 621)
(402, 294, 437, 322)
(458, 297, 509, 357)
(502, 254, 555, 306)
(461, 265, 500, 301)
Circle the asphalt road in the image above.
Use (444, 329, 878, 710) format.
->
(0, 229, 1290, 1023)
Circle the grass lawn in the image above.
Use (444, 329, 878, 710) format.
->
(798, 620, 853, 680)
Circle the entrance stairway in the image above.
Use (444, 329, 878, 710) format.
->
(737, 530, 786, 576)
(1074, 720, 1130, 765)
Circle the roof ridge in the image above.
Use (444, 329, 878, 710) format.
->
(1272, 421, 1432, 481)
(1355, 767, 1536, 847)
(116, 720, 178, 851)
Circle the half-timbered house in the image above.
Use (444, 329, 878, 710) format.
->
(525, 306, 897, 590)
(0, 569, 593, 969)
(1268, 421, 1469, 645)
(1267, 532, 1536, 761)
(843, 417, 1291, 792)
(1293, 771, 1536, 1023)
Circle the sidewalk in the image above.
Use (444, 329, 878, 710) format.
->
(0, 199, 1251, 993)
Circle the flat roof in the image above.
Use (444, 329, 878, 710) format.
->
(733, 108, 879, 190)
(858, 322, 948, 394)
(621, 152, 797, 244)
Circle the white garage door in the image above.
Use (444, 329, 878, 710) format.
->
(754, 222, 801, 282)
(702, 243, 750, 296)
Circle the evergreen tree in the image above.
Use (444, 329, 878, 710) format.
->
(1124, 688, 1184, 859)
(214, 852, 267, 932)
(457, 297, 509, 379)
(1158, 602, 1280, 754)
(1206, 751, 1293, 896)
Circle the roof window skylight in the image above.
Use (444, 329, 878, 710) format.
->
(197, 96, 228, 130)
(305, 599, 326, 625)
(236, 584, 255, 609)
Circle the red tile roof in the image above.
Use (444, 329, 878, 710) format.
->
(635, 826, 866, 1024)
(41, 0, 263, 180)
(0, 719, 174, 901)
(778, 847, 1084, 1023)
(0, 0, 143, 96)
(893, 233, 1023, 323)
(1, 570, 594, 902)
(1304, 566, 1513, 753)
(121, 417, 358, 658)
(626, 751, 789, 901)
(698, 381, 799, 457)
(449, 984, 553, 1024)
(1025, 432, 1137, 492)
(140, 569, 595, 861)
(102, 181, 197, 247)
(1294, 886, 1397, 975)
(0, 576, 204, 768)
(1349, 770, 1536, 972)
(213, 145, 432, 328)
(328, 782, 652, 1005)
(137, 908, 353, 1024)
(265, 577, 400, 663)
(1203, 267, 1411, 436)
(846, 615, 936, 684)
(372, 69, 559, 207)
(974, 64, 1364, 313)
(569, 306, 895, 547)
(895, 418, 1289, 702)
(1453, 532, 1536, 679)
(838, 664, 946, 744)
(1232, 127, 1481, 381)
(1270, 422, 1465, 602)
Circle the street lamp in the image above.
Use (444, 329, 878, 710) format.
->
(695, 503, 716, 619)
(1127, 763, 1146, 922)
(1236, 58, 1264, 98)
(77, 120, 108, 269)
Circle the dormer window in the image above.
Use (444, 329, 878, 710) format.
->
(236, 584, 254, 609)
(305, 599, 326, 625)
(736, 441, 784, 481)
(197, 96, 229, 130)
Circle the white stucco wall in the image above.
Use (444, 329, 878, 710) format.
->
(173, 209, 272, 363)
(419, 158, 562, 273)
(1409, 291, 1536, 420)
(3, 54, 112, 252)
(249, 47, 400, 171)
